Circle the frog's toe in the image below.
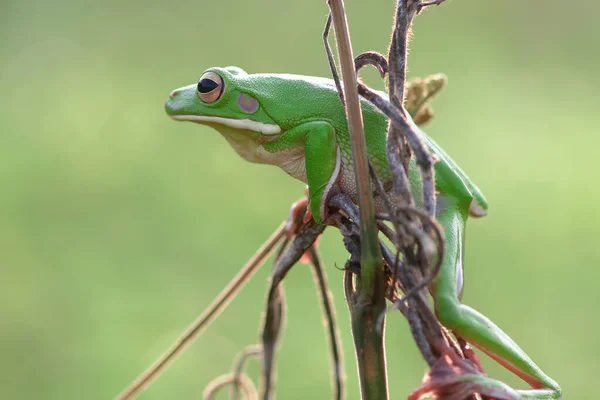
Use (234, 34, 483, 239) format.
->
(409, 342, 519, 400)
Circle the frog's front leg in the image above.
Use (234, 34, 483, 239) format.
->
(263, 121, 339, 225)
(431, 194, 562, 399)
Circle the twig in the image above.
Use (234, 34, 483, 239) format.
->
(231, 345, 262, 400)
(326, 0, 382, 297)
(329, 193, 400, 281)
(334, 205, 440, 367)
(325, 4, 388, 398)
(355, 51, 388, 78)
(260, 222, 325, 400)
(358, 83, 435, 217)
(261, 272, 286, 400)
(309, 247, 345, 400)
(386, 0, 414, 205)
(203, 373, 257, 400)
(323, 13, 345, 106)
(418, 0, 447, 12)
(386, 0, 437, 218)
(377, 209, 444, 301)
(343, 263, 389, 400)
(114, 222, 287, 400)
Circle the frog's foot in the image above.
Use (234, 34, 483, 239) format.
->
(285, 189, 320, 264)
(409, 341, 520, 400)
(285, 194, 310, 238)
(458, 338, 486, 375)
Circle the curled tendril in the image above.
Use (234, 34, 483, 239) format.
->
(378, 206, 445, 304)
(354, 51, 389, 78)
(203, 372, 257, 400)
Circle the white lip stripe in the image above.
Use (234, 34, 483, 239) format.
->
(171, 115, 281, 135)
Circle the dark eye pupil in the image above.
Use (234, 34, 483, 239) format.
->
(198, 79, 219, 93)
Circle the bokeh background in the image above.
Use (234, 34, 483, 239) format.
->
(1, 0, 598, 399)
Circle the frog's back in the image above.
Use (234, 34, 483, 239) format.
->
(241, 72, 487, 216)
(241, 72, 390, 179)
(421, 133, 488, 216)
(239, 73, 376, 131)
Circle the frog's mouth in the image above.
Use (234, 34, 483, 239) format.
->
(170, 115, 281, 136)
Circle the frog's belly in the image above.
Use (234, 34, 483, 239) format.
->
(338, 165, 359, 201)
(338, 162, 390, 212)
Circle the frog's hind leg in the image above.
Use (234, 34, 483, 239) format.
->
(430, 196, 562, 399)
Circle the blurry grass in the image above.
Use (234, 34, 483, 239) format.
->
(1, 0, 598, 399)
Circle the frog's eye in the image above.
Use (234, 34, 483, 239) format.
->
(197, 71, 224, 103)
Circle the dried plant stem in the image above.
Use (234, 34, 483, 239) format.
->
(231, 345, 262, 400)
(326, 1, 388, 399)
(114, 222, 287, 400)
(344, 272, 389, 400)
(260, 222, 325, 400)
(387, 0, 436, 218)
(327, 0, 382, 295)
(309, 247, 345, 400)
(203, 373, 257, 400)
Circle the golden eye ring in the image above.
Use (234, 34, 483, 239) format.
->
(197, 71, 224, 103)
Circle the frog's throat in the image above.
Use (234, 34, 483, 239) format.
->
(170, 115, 281, 135)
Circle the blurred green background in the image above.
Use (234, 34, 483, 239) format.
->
(1, 0, 598, 399)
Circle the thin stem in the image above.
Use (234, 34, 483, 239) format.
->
(344, 270, 389, 400)
(327, 0, 383, 296)
(203, 373, 256, 400)
(323, 13, 345, 106)
(330, 197, 389, 400)
(387, 1, 414, 203)
(231, 345, 262, 400)
(354, 51, 388, 78)
(357, 83, 435, 217)
(386, 0, 437, 218)
(309, 247, 345, 400)
(114, 222, 287, 400)
(261, 277, 286, 400)
(260, 223, 325, 400)
(418, 0, 447, 11)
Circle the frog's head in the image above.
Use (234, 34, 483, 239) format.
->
(165, 66, 281, 136)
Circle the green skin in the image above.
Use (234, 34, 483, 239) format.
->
(165, 66, 561, 399)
